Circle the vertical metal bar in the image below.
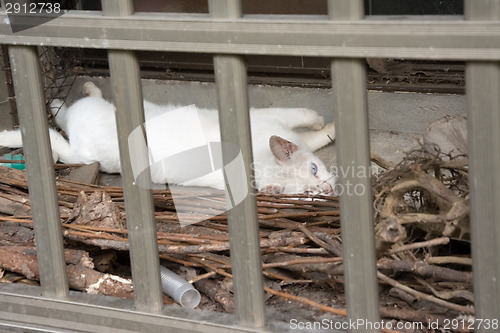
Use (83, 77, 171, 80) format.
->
(0, 46, 18, 129)
(102, 0, 163, 312)
(465, 1, 500, 330)
(328, 1, 380, 331)
(8, 45, 68, 298)
(208, 0, 241, 18)
(209, 0, 266, 328)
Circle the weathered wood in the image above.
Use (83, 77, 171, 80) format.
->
(378, 271, 473, 314)
(194, 278, 235, 313)
(0, 245, 93, 279)
(64, 232, 309, 255)
(0, 245, 135, 300)
(62, 162, 100, 185)
(377, 259, 472, 284)
(375, 216, 407, 258)
(424, 115, 467, 157)
(0, 165, 28, 185)
(380, 165, 470, 240)
(66, 264, 134, 299)
(0, 156, 477, 325)
(68, 191, 125, 230)
(0, 193, 30, 216)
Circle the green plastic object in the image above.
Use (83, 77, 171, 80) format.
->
(0, 153, 26, 170)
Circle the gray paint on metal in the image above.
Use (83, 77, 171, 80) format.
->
(8, 45, 69, 298)
(329, 1, 381, 331)
(0, 12, 499, 60)
(209, 0, 266, 327)
(102, 0, 163, 313)
(466, 0, 500, 330)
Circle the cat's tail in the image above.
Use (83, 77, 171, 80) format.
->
(0, 128, 77, 164)
(0, 129, 24, 148)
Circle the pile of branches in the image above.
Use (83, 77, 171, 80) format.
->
(372, 147, 472, 326)
(373, 146, 469, 242)
(0, 165, 345, 309)
(0, 146, 474, 330)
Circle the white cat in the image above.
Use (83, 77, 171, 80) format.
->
(0, 82, 336, 195)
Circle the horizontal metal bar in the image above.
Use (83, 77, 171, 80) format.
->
(0, 284, 294, 333)
(134, 13, 465, 21)
(0, 12, 499, 59)
(365, 15, 465, 21)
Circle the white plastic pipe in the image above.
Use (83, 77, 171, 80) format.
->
(159, 265, 201, 308)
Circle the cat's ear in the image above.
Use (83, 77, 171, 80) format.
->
(269, 135, 300, 165)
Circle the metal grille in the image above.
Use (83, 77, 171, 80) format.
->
(0, 0, 499, 332)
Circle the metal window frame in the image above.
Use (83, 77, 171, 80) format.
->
(465, 0, 500, 325)
(0, 12, 499, 59)
(328, 2, 379, 330)
(102, 0, 164, 313)
(0, 0, 499, 332)
(209, 0, 266, 327)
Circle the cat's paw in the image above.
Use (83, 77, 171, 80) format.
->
(83, 82, 103, 98)
(311, 117, 325, 130)
(260, 184, 283, 194)
(323, 121, 336, 141)
(300, 108, 324, 130)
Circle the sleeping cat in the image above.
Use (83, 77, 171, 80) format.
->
(0, 82, 336, 195)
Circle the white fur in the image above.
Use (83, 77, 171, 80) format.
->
(0, 82, 336, 194)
